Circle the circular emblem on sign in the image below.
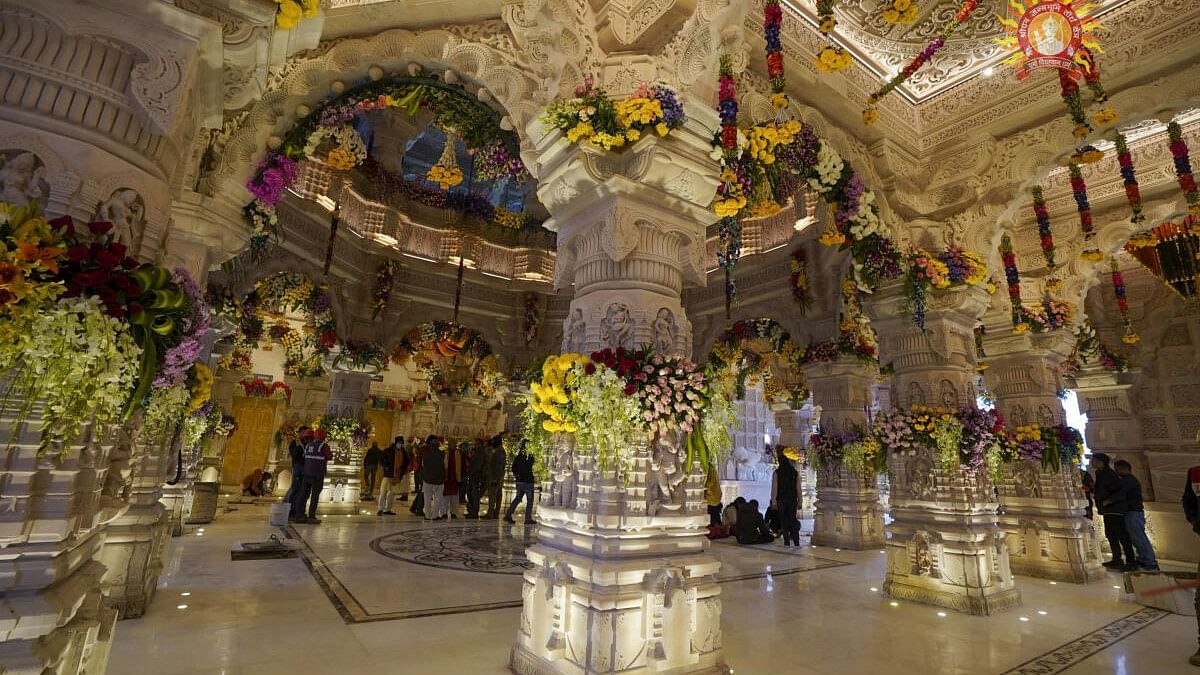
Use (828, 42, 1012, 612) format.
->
(1013, 1, 1084, 79)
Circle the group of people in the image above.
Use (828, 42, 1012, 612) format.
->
(1083, 453, 1160, 572)
(281, 430, 539, 524)
(705, 447, 803, 546)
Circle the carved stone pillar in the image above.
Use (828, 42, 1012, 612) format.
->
(982, 328, 1104, 582)
(1072, 366, 1152, 494)
(320, 368, 374, 509)
(511, 115, 725, 673)
(96, 419, 173, 620)
(774, 407, 816, 518)
(802, 358, 885, 550)
(865, 282, 1021, 615)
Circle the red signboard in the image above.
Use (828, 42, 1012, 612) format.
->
(1015, 2, 1084, 80)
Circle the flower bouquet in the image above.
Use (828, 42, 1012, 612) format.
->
(541, 77, 686, 151)
(809, 428, 885, 476)
(871, 404, 1003, 479)
(904, 247, 988, 329)
(314, 414, 372, 452)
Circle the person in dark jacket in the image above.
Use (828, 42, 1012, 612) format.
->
(285, 427, 312, 518)
(1080, 467, 1095, 520)
(1092, 453, 1135, 569)
(362, 442, 384, 500)
(483, 436, 507, 519)
(295, 429, 332, 524)
(1115, 460, 1158, 571)
(735, 499, 774, 545)
(409, 438, 426, 517)
(771, 448, 802, 546)
(375, 438, 399, 516)
(463, 440, 486, 519)
(1183, 466, 1200, 667)
(504, 443, 536, 524)
(420, 436, 446, 521)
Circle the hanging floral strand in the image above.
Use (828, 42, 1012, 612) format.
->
(1059, 69, 1092, 144)
(1030, 185, 1062, 292)
(863, 0, 979, 125)
(1000, 233, 1027, 334)
(715, 55, 743, 317)
(1168, 121, 1200, 217)
(370, 260, 397, 320)
(1113, 133, 1144, 227)
(790, 247, 813, 314)
(814, 2, 852, 74)
(1078, 48, 1117, 128)
(764, 1, 789, 113)
(1069, 163, 1104, 262)
(1110, 259, 1139, 344)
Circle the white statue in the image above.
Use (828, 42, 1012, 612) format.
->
(95, 188, 146, 254)
(0, 151, 47, 207)
(652, 308, 677, 356)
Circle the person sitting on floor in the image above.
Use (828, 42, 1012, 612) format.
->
(241, 469, 272, 497)
(735, 499, 775, 545)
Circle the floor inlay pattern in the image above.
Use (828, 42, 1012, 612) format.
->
(999, 606, 1172, 674)
(370, 524, 539, 574)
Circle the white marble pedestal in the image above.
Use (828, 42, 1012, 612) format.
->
(812, 464, 885, 550)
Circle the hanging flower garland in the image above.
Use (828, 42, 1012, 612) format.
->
(789, 247, 813, 314)
(1058, 69, 1093, 145)
(371, 260, 398, 320)
(814, 1, 853, 74)
(1078, 48, 1116, 129)
(1168, 121, 1200, 217)
(1021, 296, 1072, 333)
(1114, 132, 1144, 226)
(1029, 185, 1062, 293)
(1109, 259, 1139, 344)
(880, 0, 919, 25)
(715, 55, 744, 314)
(238, 377, 292, 401)
(427, 132, 464, 189)
(764, 1, 789, 112)
(1000, 233, 1026, 334)
(1068, 163, 1104, 262)
(903, 247, 988, 329)
(863, 0, 980, 125)
(273, 0, 318, 30)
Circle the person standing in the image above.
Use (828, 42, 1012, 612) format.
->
(464, 440, 486, 519)
(393, 437, 412, 503)
(296, 429, 332, 524)
(420, 436, 445, 521)
(285, 427, 312, 519)
(375, 437, 398, 516)
(1081, 466, 1095, 520)
(771, 448, 801, 546)
(442, 439, 463, 519)
(362, 442, 384, 501)
(409, 439, 425, 517)
(1182, 465, 1200, 667)
(1114, 460, 1159, 572)
(504, 442, 536, 524)
(483, 436, 507, 520)
(705, 464, 723, 528)
(1093, 453, 1136, 570)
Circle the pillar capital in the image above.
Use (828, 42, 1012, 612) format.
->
(981, 329, 1073, 427)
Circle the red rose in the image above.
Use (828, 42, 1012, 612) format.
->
(109, 242, 127, 259)
(106, 303, 125, 319)
(66, 246, 88, 263)
(721, 126, 738, 148)
(623, 384, 637, 396)
(96, 250, 122, 269)
(87, 221, 114, 236)
(584, 363, 596, 375)
(127, 301, 144, 316)
(123, 257, 139, 268)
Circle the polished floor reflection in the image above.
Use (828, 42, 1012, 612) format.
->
(108, 506, 1197, 675)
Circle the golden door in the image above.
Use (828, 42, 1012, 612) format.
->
(365, 409, 394, 448)
(222, 397, 278, 487)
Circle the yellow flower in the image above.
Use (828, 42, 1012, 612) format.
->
(815, 45, 853, 73)
(819, 17, 837, 34)
(770, 93, 790, 110)
(1093, 108, 1118, 127)
(1121, 333, 1140, 345)
(655, 122, 669, 136)
(325, 147, 357, 171)
(1080, 249, 1105, 263)
(1072, 123, 1092, 140)
(566, 122, 595, 144)
(819, 226, 846, 246)
(719, 167, 738, 183)
(626, 128, 641, 142)
(862, 106, 879, 126)
(1012, 323, 1030, 334)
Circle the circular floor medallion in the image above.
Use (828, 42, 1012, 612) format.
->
(370, 524, 538, 574)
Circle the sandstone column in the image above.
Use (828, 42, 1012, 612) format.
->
(1072, 365, 1152, 493)
(321, 367, 374, 508)
(983, 326, 1105, 582)
(866, 282, 1021, 615)
(509, 113, 724, 673)
(802, 358, 885, 550)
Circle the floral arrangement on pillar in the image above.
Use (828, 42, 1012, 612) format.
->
(1114, 133, 1144, 226)
(1109, 260, 1139, 344)
(872, 405, 1005, 480)
(1001, 423, 1084, 470)
(357, 160, 539, 231)
(237, 377, 293, 401)
(789, 246, 812, 313)
(1060, 320, 1130, 377)
(371, 260, 398, 320)
(367, 395, 414, 412)
(809, 428, 885, 476)
(1000, 233, 1027, 334)
(272, 0, 318, 30)
(1069, 163, 1104, 262)
(333, 340, 386, 372)
(523, 292, 542, 347)
(471, 140, 527, 183)
(426, 132, 464, 189)
(903, 247, 988, 329)
(862, 0, 980, 124)
(241, 72, 527, 256)
(542, 76, 686, 151)
(707, 318, 805, 397)
(1030, 185, 1062, 291)
(522, 349, 736, 473)
(313, 414, 373, 462)
(182, 402, 237, 451)
(1021, 297, 1073, 333)
(1169, 121, 1200, 216)
(814, 1, 852, 73)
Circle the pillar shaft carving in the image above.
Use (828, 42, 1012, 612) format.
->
(865, 282, 1021, 614)
(982, 329, 1072, 426)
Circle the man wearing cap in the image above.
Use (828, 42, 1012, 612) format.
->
(286, 427, 312, 522)
(1092, 453, 1135, 570)
(296, 428, 333, 524)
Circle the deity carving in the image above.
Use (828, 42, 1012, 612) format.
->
(906, 381, 926, 407)
(0, 150, 49, 208)
(914, 534, 934, 577)
(600, 303, 632, 350)
(94, 188, 147, 256)
(1036, 403, 1055, 426)
(1011, 404, 1028, 427)
(646, 437, 686, 516)
(652, 308, 677, 356)
(565, 308, 586, 351)
(549, 441, 577, 509)
(906, 454, 935, 500)
(939, 379, 958, 408)
(1012, 462, 1043, 499)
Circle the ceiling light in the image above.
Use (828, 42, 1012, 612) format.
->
(869, 587, 878, 592)
(1037, 610, 1047, 615)
(180, 592, 191, 597)
(1019, 617, 1030, 622)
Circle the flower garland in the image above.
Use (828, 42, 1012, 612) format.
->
(904, 247, 988, 329)
(789, 246, 812, 314)
(1030, 186, 1061, 290)
(1109, 260, 1139, 344)
(1169, 121, 1200, 217)
(715, 55, 743, 314)
(1021, 297, 1072, 333)
(273, 0, 318, 30)
(523, 291, 542, 347)
(542, 77, 685, 151)
(371, 260, 398, 320)
(871, 404, 1003, 479)
(1078, 47, 1117, 130)
(357, 160, 539, 232)
(764, 1, 789, 112)
(154, 268, 211, 389)
(391, 321, 502, 398)
(880, 0, 919, 25)
(237, 377, 292, 401)
(472, 140, 527, 183)
(1059, 68, 1091, 143)
(427, 133, 464, 189)
(303, 124, 367, 170)
(367, 395, 414, 412)
(707, 318, 805, 397)
(809, 429, 885, 476)
(1000, 233, 1026, 333)
(1069, 163, 1104, 262)
(1061, 320, 1130, 377)
(814, 0, 852, 73)
(334, 340, 386, 372)
(1002, 423, 1084, 471)
(1114, 133, 1144, 226)
(863, 0, 980, 124)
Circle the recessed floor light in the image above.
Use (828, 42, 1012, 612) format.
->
(1049, 581, 1057, 585)
(1037, 610, 1047, 615)
(176, 604, 189, 610)
(1113, 585, 1121, 589)
(889, 601, 899, 607)
(936, 612, 947, 617)
(869, 587, 878, 592)
(1019, 617, 1030, 622)
(180, 592, 191, 597)
(834, 548, 841, 552)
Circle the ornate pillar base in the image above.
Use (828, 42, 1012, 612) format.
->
(811, 466, 885, 550)
(510, 451, 726, 675)
(160, 483, 188, 537)
(998, 461, 1106, 583)
(96, 504, 169, 619)
(884, 451, 1021, 615)
(185, 481, 220, 524)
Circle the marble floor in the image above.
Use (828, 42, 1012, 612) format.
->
(108, 504, 1198, 675)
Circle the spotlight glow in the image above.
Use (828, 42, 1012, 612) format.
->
(869, 587, 878, 592)
(1037, 610, 1047, 615)
(889, 601, 899, 607)
(1019, 617, 1030, 622)
(936, 612, 947, 617)
(180, 592, 191, 597)
(176, 604, 189, 610)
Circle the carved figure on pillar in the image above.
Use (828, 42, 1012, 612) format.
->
(601, 302, 633, 349)
(653, 307, 678, 356)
